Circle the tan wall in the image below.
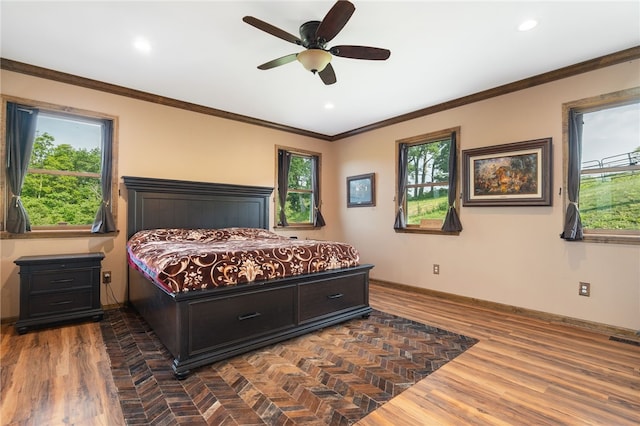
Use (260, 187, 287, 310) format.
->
(0, 70, 338, 319)
(335, 60, 640, 331)
(2, 61, 639, 331)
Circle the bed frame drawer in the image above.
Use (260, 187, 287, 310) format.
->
(187, 285, 297, 354)
(298, 273, 368, 323)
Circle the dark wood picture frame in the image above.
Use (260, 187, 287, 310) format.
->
(462, 138, 552, 206)
(347, 173, 375, 207)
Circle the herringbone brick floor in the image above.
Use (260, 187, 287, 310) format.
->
(100, 308, 477, 425)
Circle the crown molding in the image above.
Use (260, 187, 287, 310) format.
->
(2, 45, 639, 141)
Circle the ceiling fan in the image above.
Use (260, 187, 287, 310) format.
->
(243, 0, 390, 85)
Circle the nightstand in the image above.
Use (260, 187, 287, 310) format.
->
(14, 253, 105, 334)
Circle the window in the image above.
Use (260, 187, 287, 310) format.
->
(276, 147, 324, 228)
(562, 88, 640, 244)
(395, 127, 461, 234)
(2, 98, 117, 237)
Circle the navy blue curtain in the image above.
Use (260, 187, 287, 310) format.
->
(561, 109, 584, 240)
(277, 149, 291, 226)
(442, 132, 462, 232)
(393, 143, 408, 229)
(5, 103, 38, 233)
(91, 119, 116, 233)
(312, 155, 325, 227)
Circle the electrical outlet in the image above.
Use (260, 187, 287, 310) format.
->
(433, 264, 440, 275)
(579, 282, 590, 297)
(102, 271, 111, 284)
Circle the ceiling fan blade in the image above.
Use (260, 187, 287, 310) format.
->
(315, 0, 355, 43)
(330, 45, 391, 60)
(318, 63, 337, 85)
(257, 53, 298, 70)
(243, 16, 302, 45)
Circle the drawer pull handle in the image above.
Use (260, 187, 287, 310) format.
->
(50, 278, 74, 284)
(238, 312, 262, 321)
(327, 293, 344, 299)
(50, 300, 73, 306)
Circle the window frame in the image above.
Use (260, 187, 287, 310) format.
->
(274, 145, 321, 229)
(562, 87, 640, 245)
(395, 127, 461, 235)
(0, 96, 119, 239)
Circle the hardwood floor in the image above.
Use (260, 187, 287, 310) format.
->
(1, 320, 123, 425)
(362, 283, 640, 426)
(1, 282, 639, 425)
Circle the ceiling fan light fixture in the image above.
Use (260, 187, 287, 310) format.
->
(297, 49, 331, 73)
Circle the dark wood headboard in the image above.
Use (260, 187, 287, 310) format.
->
(123, 176, 273, 238)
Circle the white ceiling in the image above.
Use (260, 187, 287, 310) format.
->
(1, 1, 639, 138)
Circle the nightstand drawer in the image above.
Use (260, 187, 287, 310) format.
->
(30, 269, 93, 292)
(29, 290, 93, 316)
(20, 257, 104, 273)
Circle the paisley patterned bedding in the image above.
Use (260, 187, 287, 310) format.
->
(127, 228, 360, 293)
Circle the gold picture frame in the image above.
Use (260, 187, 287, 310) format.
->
(462, 138, 552, 206)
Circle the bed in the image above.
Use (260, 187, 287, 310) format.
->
(123, 176, 373, 378)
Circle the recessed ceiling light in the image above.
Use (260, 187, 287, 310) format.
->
(324, 102, 335, 110)
(133, 37, 152, 54)
(518, 19, 538, 32)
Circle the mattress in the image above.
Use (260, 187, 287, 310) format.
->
(126, 227, 360, 293)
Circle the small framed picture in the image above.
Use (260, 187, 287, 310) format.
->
(347, 173, 375, 207)
(462, 138, 552, 206)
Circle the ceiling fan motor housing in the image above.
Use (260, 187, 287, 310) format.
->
(299, 21, 326, 49)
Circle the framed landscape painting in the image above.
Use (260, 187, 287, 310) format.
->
(462, 138, 552, 206)
(347, 173, 375, 207)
